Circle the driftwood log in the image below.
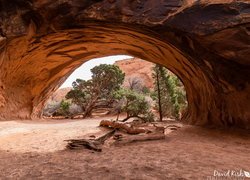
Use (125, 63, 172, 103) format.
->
(65, 129, 115, 151)
(100, 120, 150, 134)
(112, 133, 166, 145)
(65, 120, 181, 152)
(65, 139, 102, 151)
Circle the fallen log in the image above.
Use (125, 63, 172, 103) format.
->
(65, 121, 179, 152)
(164, 124, 181, 135)
(165, 124, 181, 130)
(96, 129, 116, 143)
(100, 120, 150, 134)
(113, 133, 165, 145)
(66, 139, 102, 151)
(65, 129, 115, 151)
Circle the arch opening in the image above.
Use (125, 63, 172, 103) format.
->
(42, 55, 188, 122)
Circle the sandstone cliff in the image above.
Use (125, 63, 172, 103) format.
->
(0, 0, 249, 128)
(48, 87, 72, 103)
(114, 58, 154, 89)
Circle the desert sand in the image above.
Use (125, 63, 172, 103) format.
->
(0, 118, 249, 179)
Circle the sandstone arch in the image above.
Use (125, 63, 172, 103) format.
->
(0, 0, 249, 128)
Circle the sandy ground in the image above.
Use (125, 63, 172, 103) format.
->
(0, 119, 249, 179)
(0, 118, 104, 153)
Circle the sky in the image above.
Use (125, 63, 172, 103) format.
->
(60, 55, 132, 88)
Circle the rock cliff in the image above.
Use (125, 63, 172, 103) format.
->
(0, 0, 249, 128)
(114, 58, 154, 89)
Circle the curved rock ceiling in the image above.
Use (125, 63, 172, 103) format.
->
(0, 0, 249, 128)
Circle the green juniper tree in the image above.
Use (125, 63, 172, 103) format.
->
(152, 65, 170, 121)
(152, 64, 187, 120)
(165, 74, 187, 118)
(66, 64, 125, 118)
(113, 88, 154, 122)
(53, 100, 71, 117)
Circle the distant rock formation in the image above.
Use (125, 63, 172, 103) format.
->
(47, 87, 72, 103)
(114, 58, 154, 89)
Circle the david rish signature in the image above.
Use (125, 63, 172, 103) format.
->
(206, 169, 250, 179)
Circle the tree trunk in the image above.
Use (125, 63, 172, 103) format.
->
(65, 129, 116, 151)
(116, 111, 120, 121)
(83, 108, 92, 118)
(156, 65, 163, 121)
(83, 97, 98, 118)
(121, 115, 146, 122)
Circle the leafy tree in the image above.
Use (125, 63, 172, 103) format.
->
(152, 64, 187, 120)
(66, 64, 125, 118)
(152, 65, 171, 121)
(113, 88, 154, 122)
(141, 86, 150, 95)
(165, 74, 187, 117)
(56, 100, 71, 117)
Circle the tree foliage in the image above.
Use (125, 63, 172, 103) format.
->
(60, 100, 70, 112)
(152, 64, 187, 119)
(66, 64, 125, 118)
(113, 88, 154, 122)
(54, 100, 71, 117)
(164, 73, 187, 117)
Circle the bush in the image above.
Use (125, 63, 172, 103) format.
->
(113, 88, 155, 122)
(57, 100, 71, 117)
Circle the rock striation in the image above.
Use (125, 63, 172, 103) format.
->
(0, 0, 249, 128)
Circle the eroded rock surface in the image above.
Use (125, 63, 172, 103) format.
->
(114, 58, 154, 89)
(0, 0, 249, 128)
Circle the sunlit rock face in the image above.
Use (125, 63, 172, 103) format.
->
(114, 58, 155, 89)
(0, 0, 249, 128)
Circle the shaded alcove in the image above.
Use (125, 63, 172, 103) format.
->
(0, 0, 249, 129)
(0, 22, 249, 128)
(42, 56, 188, 120)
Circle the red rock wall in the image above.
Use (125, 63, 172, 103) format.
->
(0, 0, 249, 128)
(115, 58, 154, 89)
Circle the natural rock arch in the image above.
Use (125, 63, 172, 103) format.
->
(0, 0, 249, 128)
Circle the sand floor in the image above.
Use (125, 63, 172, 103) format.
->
(0, 118, 104, 153)
(0, 119, 249, 179)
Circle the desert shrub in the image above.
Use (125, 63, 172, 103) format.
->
(113, 88, 155, 122)
(57, 100, 71, 117)
(43, 100, 60, 117)
(69, 104, 82, 115)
